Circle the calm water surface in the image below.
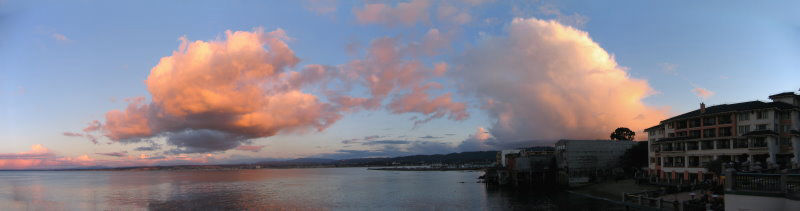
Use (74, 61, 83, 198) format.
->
(0, 168, 625, 210)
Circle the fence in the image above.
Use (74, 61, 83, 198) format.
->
(621, 191, 681, 211)
(725, 171, 800, 198)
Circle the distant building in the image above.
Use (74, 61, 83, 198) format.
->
(492, 147, 556, 186)
(498, 149, 521, 167)
(554, 139, 636, 186)
(645, 92, 800, 184)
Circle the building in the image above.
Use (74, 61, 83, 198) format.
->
(490, 147, 556, 186)
(498, 149, 521, 167)
(555, 139, 637, 186)
(645, 92, 800, 183)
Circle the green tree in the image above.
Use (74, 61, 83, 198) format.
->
(704, 159, 725, 176)
(610, 127, 636, 141)
(619, 141, 648, 175)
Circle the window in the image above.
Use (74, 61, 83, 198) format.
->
(668, 133, 675, 138)
(703, 117, 716, 126)
(689, 130, 701, 138)
(718, 127, 732, 137)
(751, 137, 767, 148)
(738, 125, 750, 135)
(675, 142, 685, 151)
(677, 131, 687, 137)
(756, 111, 768, 119)
(738, 113, 750, 121)
(718, 115, 732, 124)
(781, 138, 792, 146)
(756, 124, 767, 130)
(676, 121, 687, 129)
(688, 156, 700, 167)
(703, 128, 716, 138)
(716, 139, 730, 149)
(689, 119, 702, 128)
(663, 144, 673, 151)
(733, 139, 748, 148)
(668, 123, 674, 129)
(687, 142, 699, 150)
(701, 141, 714, 150)
(675, 157, 685, 167)
(780, 112, 791, 120)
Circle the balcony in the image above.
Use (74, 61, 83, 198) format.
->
(733, 140, 749, 148)
(716, 140, 731, 149)
(718, 116, 732, 124)
(686, 142, 699, 150)
(751, 140, 768, 148)
(701, 141, 715, 150)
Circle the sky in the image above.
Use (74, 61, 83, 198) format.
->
(1, 0, 798, 169)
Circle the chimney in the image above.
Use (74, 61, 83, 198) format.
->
(700, 103, 706, 113)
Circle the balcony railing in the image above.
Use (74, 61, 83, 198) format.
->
(733, 141, 749, 148)
(751, 141, 768, 148)
(725, 172, 800, 197)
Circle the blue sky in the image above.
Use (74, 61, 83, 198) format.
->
(1, 0, 798, 168)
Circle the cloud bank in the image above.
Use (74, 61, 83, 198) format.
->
(84, 27, 467, 154)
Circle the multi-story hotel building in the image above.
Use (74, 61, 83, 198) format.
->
(645, 92, 800, 183)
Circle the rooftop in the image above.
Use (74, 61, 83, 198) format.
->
(769, 92, 799, 99)
(661, 100, 797, 123)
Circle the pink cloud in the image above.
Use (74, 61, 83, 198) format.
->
(86, 28, 341, 153)
(437, 3, 471, 25)
(0, 145, 95, 170)
(353, 0, 431, 26)
(84, 26, 468, 154)
(62, 132, 83, 137)
(51, 33, 70, 42)
(235, 145, 265, 152)
(0, 145, 225, 170)
(692, 87, 715, 99)
(388, 82, 467, 125)
(303, 0, 337, 15)
(339, 36, 468, 122)
(457, 18, 667, 141)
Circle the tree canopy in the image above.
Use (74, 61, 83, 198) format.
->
(610, 127, 635, 141)
(619, 141, 648, 174)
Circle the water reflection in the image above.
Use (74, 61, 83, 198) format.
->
(0, 168, 624, 210)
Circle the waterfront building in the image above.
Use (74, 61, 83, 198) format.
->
(498, 149, 521, 167)
(554, 139, 637, 186)
(645, 92, 800, 184)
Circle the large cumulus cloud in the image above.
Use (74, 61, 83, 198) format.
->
(455, 18, 666, 143)
(85, 28, 342, 153)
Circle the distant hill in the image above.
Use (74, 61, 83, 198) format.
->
(332, 151, 498, 166)
(255, 151, 499, 166)
(48, 151, 500, 171)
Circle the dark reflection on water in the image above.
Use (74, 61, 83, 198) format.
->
(0, 168, 627, 210)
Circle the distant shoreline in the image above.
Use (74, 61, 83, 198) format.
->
(368, 167, 485, 171)
(0, 165, 489, 172)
